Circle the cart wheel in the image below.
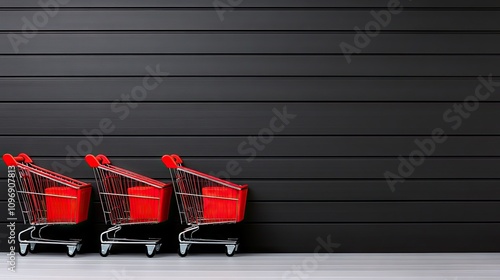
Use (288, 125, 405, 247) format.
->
(67, 250, 76, 257)
(145, 245, 156, 258)
(178, 244, 189, 257)
(225, 245, 236, 257)
(19, 243, 29, 256)
(28, 243, 36, 253)
(99, 250, 110, 257)
(76, 243, 82, 252)
(67, 245, 77, 257)
(100, 244, 111, 257)
(155, 243, 162, 252)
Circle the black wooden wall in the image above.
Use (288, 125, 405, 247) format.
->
(1, 0, 500, 253)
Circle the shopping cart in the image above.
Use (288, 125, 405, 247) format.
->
(161, 154, 248, 257)
(2, 153, 92, 257)
(85, 154, 172, 257)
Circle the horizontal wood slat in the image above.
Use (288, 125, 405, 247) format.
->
(2, 11, 500, 31)
(3, 179, 500, 201)
(2, 0, 500, 8)
(1, 158, 500, 179)
(2, 136, 500, 157)
(1, 55, 500, 76)
(3, 34, 500, 54)
(1, 103, 500, 135)
(2, 77, 500, 102)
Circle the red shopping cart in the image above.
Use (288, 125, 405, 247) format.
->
(85, 154, 172, 257)
(162, 154, 248, 257)
(2, 153, 91, 257)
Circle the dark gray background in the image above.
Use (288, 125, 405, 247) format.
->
(1, 0, 500, 253)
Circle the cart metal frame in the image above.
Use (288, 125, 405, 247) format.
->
(3, 153, 91, 257)
(162, 154, 248, 257)
(86, 154, 171, 257)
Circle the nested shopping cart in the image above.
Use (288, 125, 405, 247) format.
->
(162, 154, 248, 257)
(85, 154, 172, 257)
(2, 153, 92, 257)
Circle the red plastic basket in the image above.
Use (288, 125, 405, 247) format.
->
(202, 186, 247, 222)
(128, 186, 172, 223)
(45, 186, 92, 223)
(85, 154, 172, 225)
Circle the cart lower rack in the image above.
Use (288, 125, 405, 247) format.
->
(3, 153, 92, 257)
(85, 154, 172, 257)
(162, 154, 248, 257)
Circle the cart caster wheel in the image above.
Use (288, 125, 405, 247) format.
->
(155, 243, 162, 252)
(67, 245, 77, 257)
(178, 244, 189, 257)
(76, 243, 82, 252)
(100, 244, 111, 257)
(67, 250, 76, 257)
(145, 245, 157, 258)
(225, 245, 236, 257)
(29, 243, 36, 253)
(99, 250, 110, 257)
(178, 249, 188, 257)
(19, 243, 29, 256)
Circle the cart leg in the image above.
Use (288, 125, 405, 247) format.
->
(225, 244, 237, 257)
(29, 243, 36, 253)
(67, 245, 77, 257)
(19, 243, 29, 256)
(145, 244, 157, 258)
(178, 243, 190, 257)
(100, 243, 112, 257)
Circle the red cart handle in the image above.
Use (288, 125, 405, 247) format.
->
(171, 154, 183, 165)
(85, 154, 111, 168)
(161, 154, 183, 168)
(2, 153, 33, 166)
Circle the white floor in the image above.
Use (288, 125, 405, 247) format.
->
(1, 253, 500, 280)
